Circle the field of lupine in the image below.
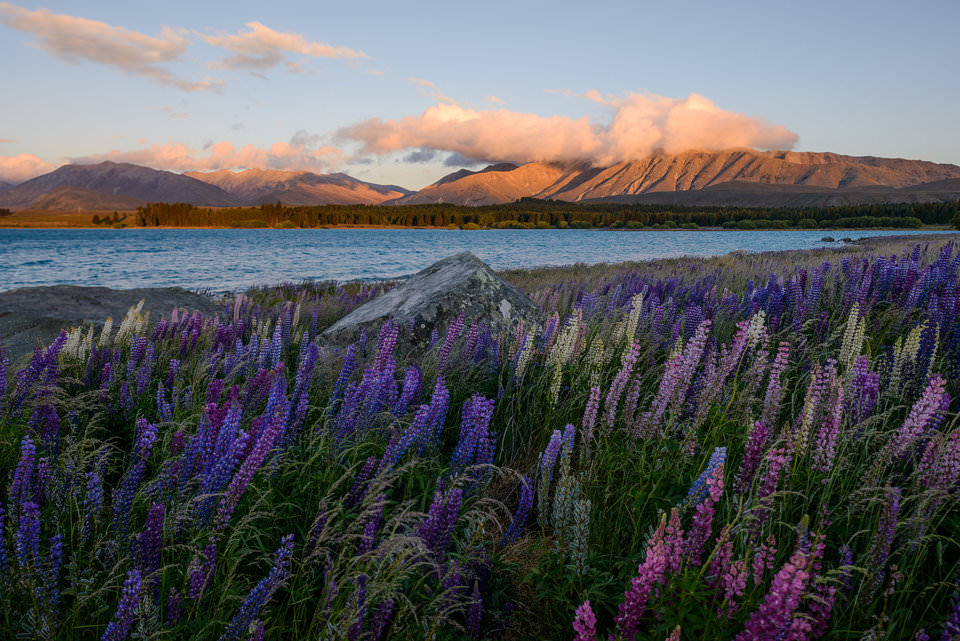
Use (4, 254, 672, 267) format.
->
(3, 235, 960, 640)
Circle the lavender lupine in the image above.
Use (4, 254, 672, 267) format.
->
(890, 376, 948, 458)
(760, 342, 790, 428)
(101, 569, 142, 641)
(686, 451, 725, 566)
(812, 384, 844, 474)
(736, 422, 770, 494)
(537, 430, 564, 526)
(604, 342, 640, 430)
(640, 319, 712, 435)
(219, 534, 295, 641)
(867, 487, 901, 595)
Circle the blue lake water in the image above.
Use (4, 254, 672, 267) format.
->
(0, 229, 953, 293)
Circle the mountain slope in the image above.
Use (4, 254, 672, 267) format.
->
(27, 186, 145, 211)
(185, 169, 410, 205)
(0, 162, 240, 209)
(402, 149, 960, 206)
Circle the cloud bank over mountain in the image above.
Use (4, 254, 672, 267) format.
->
(338, 92, 799, 166)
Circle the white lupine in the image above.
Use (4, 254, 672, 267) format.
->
(567, 497, 591, 574)
(115, 300, 146, 345)
(98, 317, 114, 347)
(839, 304, 866, 368)
(587, 337, 605, 387)
(745, 310, 767, 351)
(63, 327, 83, 359)
(891, 321, 925, 391)
(515, 331, 536, 380)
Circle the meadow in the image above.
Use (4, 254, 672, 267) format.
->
(2, 235, 960, 640)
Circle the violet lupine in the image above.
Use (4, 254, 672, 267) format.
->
(734, 544, 811, 641)
(419, 377, 450, 454)
(82, 468, 104, 543)
(375, 321, 399, 371)
(330, 343, 359, 402)
(167, 588, 182, 626)
(45, 532, 63, 607)
(346, 457, 378, 508)
(500, 476, 533, 547)
(188, 540, 218, 600)
(133, 503, 164, 587)
(582, 385, 601, 447)
(213, 401, 284, 532)
(736, 421, 771, 494)
(537, 430, 564, 526)
(614, 514, 669, 640)
(891, 376, 948, 458)
(867, 487, 901, 596)
(393, 365, 423, 417)
(760, 342, 790, 428)
(450, 393, 496, 476)
(112, 419, 158, 539)
(349, 574, 367, 641)
(218, 534, 294, 641)
(572, 600, 597, 641)
(604, 340, 641, 431)
(101, 569, 142, 641)
(419, 487, 463, 558)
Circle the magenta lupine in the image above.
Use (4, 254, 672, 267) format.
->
(615, 514, 669, 639)
(752, 534, 778, 586)
(101, 569, 142, 641)
(736, 421, 771, 494)
(572, 600, 597, 641)
(664, 508, 685, 576)
(891, 376, 948, 458)
(604, 342, 640, 431)
(710, 536, 747, 617)
(735, 545, 811, 641)
(808, 583, 838, 638)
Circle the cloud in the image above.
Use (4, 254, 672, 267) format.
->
(409, 77, 436, 89)
(486, 95, 505, 106)
(0, 138, 16, 144)
(200, 21, 367, 72)
(401, 149, 437, 163)
(160, 106, 188, 119)
(70, 138, 343, 173)
(338, 92, 798, 165)
(0, 153, 56, 183)
(0, 2, 222, 92)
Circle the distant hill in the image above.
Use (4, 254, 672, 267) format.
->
(28, 186, 145, 211)
(185, 168, 410, 205)
(0, 162, 240, 209)
(0, 180, 12, 191)
(392, 149, 960, 206)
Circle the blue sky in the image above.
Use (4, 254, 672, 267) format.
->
(0, 0, 957, 188)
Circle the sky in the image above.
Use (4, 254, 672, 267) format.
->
(0, 0, 958, 189)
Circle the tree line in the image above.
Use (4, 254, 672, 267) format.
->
(131, 199, 960, 229)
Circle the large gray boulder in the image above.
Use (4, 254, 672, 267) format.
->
(322, 252, 540, 346)
(0, 285, 222, 365)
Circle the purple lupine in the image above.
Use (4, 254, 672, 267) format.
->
(751, 447, 791, 529)
(614, 514, 669, 639)
(369, 598, 394, 641)
(736, 421, 770, 494)
(393, 365, 423, 417)
(331, 343, 359, 402)
(940, 578, 960, 641)
(640, 320, 712, 435)
(15, 501, 41, 571)
(891, 376, 948, 457)
(188, 540, 218, 600)
(734, 545, 811, 641)
(808, 583, 838, 638)
(346, 457, 378, 508)
(0, 503, 8, 580)
(167, 587, 182, 626)
(418, 487, 463, 558)
(218, 534, 294, 641)
(112, 419, 159, 539)
(101, 569, 143, 641)
(466, 582, 482, 639)
(847, 355, 880, 426)
(45, 532, 63, 607)
(359, 493, 386, 554)
(761, 342, 789, 428)
(450, 394, 496, 477)
(500, 476, 533, 547)
(83, 468, 104, 543)
(375, 321, 399, 371)
(9, 436, 36, 512)
(537, 430, 564, 524)
(867, 487, 901, 595)
(133, 503, 165, 585)
(348, 574, 367, 641)
(751, 534, 777, 586)
(437, 313, 465, 370)
(572, 600, 598, 641)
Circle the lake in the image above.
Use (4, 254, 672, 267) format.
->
(0, 228, 952, 292)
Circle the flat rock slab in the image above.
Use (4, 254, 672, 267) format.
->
(0, 285, 222, 364)
(322, 252, 540, 346)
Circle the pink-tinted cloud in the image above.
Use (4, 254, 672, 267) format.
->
(200, 21, 367, 72)
(338, 92, 799, 165)
(0, 153, 56, 183)
(70, 138, 343, 173)
(0, 2, 221, 92)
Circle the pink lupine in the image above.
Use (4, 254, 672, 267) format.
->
(582, 385, 601, 444)
(572, 601, 597, 641)
(752, 534, 778, 586)
(615, 515, 669, 639)
(812, 384, 844, 473)
(686, 463, 724, 566)
(890, 376, 948, 458)
(604, 343, 640, 430)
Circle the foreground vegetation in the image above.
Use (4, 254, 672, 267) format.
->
(3, 236, 960, 640)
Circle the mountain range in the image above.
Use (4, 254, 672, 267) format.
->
(2, 149, 960, 211)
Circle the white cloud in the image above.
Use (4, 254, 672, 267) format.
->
(0, 153, 56, 183)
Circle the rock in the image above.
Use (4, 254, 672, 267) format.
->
(821, 236, 835, 242)
(0, 285, 222, 365)
(322, 252, 540, 346)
